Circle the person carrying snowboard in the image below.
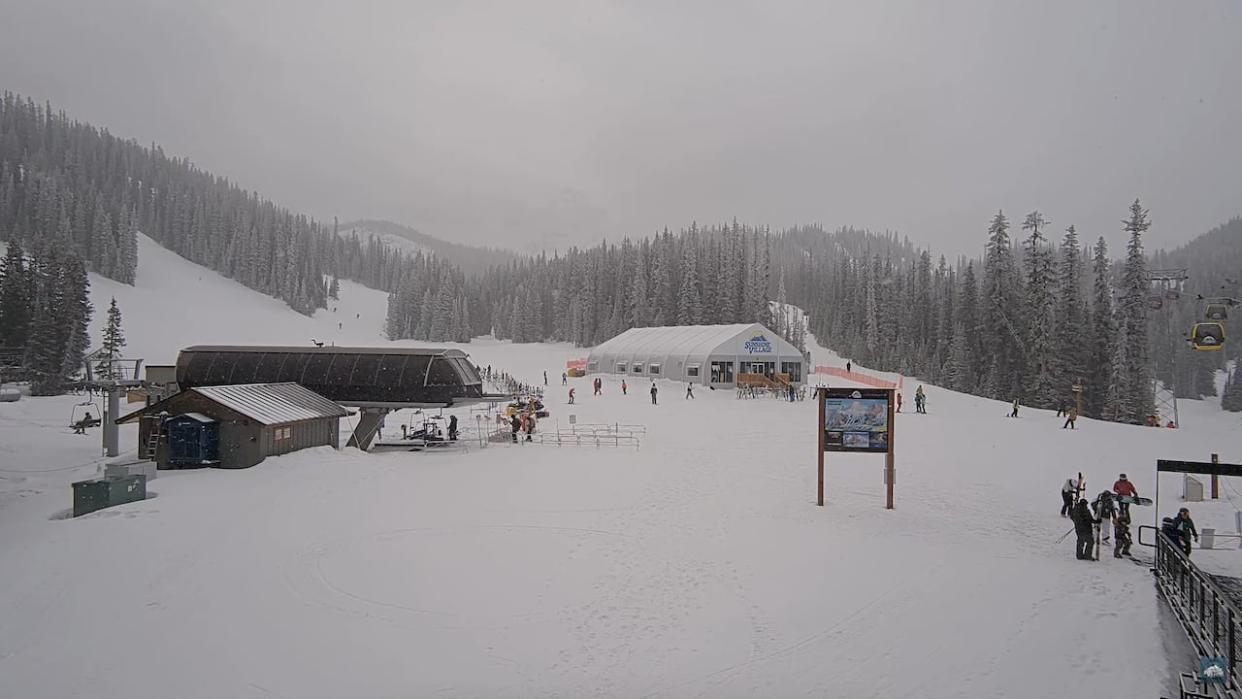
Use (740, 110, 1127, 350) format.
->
(1009, 398, 1019, 418)
(650, 382, 658, 405)
(1092, 490, 1116, 545)
(1114, 511, 1133, 558)
(686, 383, 695, 400)
(1061, 477, 1079, 517)
(1113, 473, 1138, 516)
(1062, 406, 1078, 430)
(1071, 498, 1097, 560)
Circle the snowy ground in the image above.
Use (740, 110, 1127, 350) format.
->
(2, 237, 1240, 697)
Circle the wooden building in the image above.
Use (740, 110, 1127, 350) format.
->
(117, 383, 349, 469)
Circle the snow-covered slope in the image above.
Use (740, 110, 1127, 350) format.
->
(2, 240, 1240, 697)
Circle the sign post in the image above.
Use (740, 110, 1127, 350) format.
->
(817, 386, 896, 509)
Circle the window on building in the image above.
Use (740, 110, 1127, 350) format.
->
(632, 363, 644, 374)
(710, 361, 735, 383)
(616, 362, 627, 373)
(687, 365, 700, 378)
(781, 361, 803, 383)
(588, 361, 598, 372)
(649, 364, 661, 375)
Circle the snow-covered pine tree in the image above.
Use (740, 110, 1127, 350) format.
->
(1022, 211, 1056, 407)
(98, 297, 126, 381)
(957, 261, 981, 390)
(945, 323, 974, 392)
(328, 276, 340, 300)
(630, 244, 649, 328)
(0, 241, 31, 349)
(1052, 225, 1087, 399)
(677, 242, 702, 325)
(1117, 199, 1154, 423)
(981, 210, 1024, 400)
(59, 256, 92, 384)
(1084, 237, 1115, 418)
(1222, 366, 1242, 412)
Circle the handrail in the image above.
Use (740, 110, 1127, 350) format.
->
(1153, 529, 1242, 697)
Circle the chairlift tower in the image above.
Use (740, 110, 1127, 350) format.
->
(1147, 269, 1188, 427)
(82, 348, 144, 457)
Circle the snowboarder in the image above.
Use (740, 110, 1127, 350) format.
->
(846, 360, 852, 373)
(1060, 477, 1079, 517)
(1062, 406, 1078, 430)
(896, 393, 903, 413)
(73, 411, 93, 434)
(1092, 491, 1116, 545)
(448, 415, 458, 441)
(562, 372, 568, 386)
(1055, 401, 1067, 418)
(1114, 511, 1132, 558)
(686, 384, 695, 400)
(1113, 474, 1138, 516)
(621, 379, 628, 395)
(1009, 399, 1019, 418)
(1176, 508, 1199, 557)
(650, 382, 658, 405)
(568, 388, 576, 404)
(1071, 498, 1097, 560)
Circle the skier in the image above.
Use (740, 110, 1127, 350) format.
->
(686, 383, 695, 400)
(1071, 498, 1097, 560)
(896, 393, 903, 413)
(1062, 406, 1078, 430)
(568, 388, 576, 404)
(1092, 490, 1116, 545)
(1055, 400, 1067, 418)
(846, 360, 852, 373)
(448, 415, 458, 441)
(1112, 473, 1138, 516)
(1060, 477, 1079, 517)
(650, 382, 658, 405)
(1114, 511, 1132, 558)
(1009, 399, 1019, 418)
(1176, 507, 1199, 557)
(621, 379, 628, 395)
(562, 372, 568, 386)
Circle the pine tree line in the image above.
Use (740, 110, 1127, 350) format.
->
(0, 93, 428, 315)
(0, 240, 92, 394)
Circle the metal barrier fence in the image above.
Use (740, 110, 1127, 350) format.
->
(1144, 525, 1242, 698)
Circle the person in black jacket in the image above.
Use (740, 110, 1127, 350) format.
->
(1114, 512, 1132, 558)
(448, 415, 458, 441)
(510, 414, 521, 443)
(1071, 498, 1098, 560)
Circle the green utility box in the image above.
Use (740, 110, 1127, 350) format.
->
(72, 475, 147, 517)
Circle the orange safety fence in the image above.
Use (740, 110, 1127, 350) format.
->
(811, 366, 901, 390)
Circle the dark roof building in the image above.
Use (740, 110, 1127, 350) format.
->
(118, 383, 349, 470)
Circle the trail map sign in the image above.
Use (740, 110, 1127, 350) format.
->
(817, 387, 897, 509)
(823, 389, 891, 452)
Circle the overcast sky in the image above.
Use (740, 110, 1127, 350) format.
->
(1, 1, 1239, 257)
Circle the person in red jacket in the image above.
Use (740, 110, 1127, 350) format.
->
(1113, 473, 1138, 516)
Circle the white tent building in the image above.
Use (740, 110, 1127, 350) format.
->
(586, 323, 805, 388)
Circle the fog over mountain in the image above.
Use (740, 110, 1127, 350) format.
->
(2, 1, 1238, 255)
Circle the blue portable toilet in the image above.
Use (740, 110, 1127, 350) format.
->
(166, 413, 220, 466)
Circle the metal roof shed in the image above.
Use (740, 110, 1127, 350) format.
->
(118, 383, 349, 469)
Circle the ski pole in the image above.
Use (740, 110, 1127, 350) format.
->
(1056, 527, 1075, 543)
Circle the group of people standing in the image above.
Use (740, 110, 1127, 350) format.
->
(1064, 474, 1138, 560)
(571, 375, 662, 405)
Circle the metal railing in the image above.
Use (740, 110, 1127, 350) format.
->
(1148, 526, 1242, 698)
